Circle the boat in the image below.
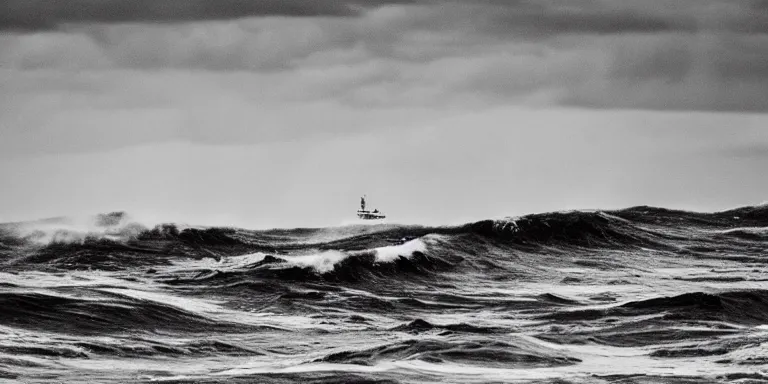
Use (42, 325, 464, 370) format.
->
(357, 195, 386, 220)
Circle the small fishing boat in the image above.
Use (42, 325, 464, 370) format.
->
(357, 195, 386, 220)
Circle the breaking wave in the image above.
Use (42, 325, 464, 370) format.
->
(3, 204, 764, 273)
(4, 203, 768, 383)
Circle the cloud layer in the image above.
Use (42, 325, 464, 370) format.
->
(4, 0, 767, 33)
(0, 0, 420, 30)
(1, 0, 768, 156)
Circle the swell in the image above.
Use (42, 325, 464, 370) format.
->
(160, 241, 460, 288)
(314, 338, 580, 368)
(612, 204, 768, 227)
(529, 290, 768, 354)
(542, 290, 768, 326)
(390, 318, 505, 334)
(462, 211, 671, 250)
(2, 203, 767, 271)
(0, 338, 262, 360)
(0, 291, 258, 335)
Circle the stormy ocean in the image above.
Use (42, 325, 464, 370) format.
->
(3, 205, 768, 384)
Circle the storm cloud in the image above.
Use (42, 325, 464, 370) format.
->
(3, 0, 767, 35)
(0, 0, 418, 30)
(1, 0, 768, 158)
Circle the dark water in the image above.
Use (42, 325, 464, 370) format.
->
(3, 206, 768, 383)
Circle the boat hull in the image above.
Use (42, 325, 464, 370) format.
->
(357, 210, 386, 220)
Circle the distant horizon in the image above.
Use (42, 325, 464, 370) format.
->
(4, 198, 767, 231)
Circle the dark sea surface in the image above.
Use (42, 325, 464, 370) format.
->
(3, 206, 768, 383)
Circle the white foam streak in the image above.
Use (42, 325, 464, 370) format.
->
(0, 271, 157, 291)
(8, 213, 154, 244)
(287, 251, 348, 274)
(373, 238, 427, 263)
(280, 236, 433, 273)
(161, 252, 268, 273)
(717, 226, 768, 234)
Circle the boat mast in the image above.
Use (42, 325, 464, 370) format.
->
(361, 195, 366, 211)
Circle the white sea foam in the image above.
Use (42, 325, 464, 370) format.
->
(716, 226, 768, 235)
(274, 236, 433, 273)
(6, 212, 159, 244)
(160, 252, 268, 273)
(286, 251, 348, 274)
(161, 240, 431, 277)
(0, 270, 156, 291)
(373, 238, 427, 263)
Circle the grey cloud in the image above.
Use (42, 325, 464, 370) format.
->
(2, 0, 768, 117)
(734, 0, 768, 33)
(480, 4, 694, 37)
(721, 143, 768, 159)
(456, 0, 768, 37)
(0, 0, 414, 30)
(3, 0, 766, 36)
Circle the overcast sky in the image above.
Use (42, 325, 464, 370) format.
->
(1, 0, 768, 228)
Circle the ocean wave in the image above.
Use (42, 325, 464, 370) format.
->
(315, 337, 580, 368)
(715, 226, 768, 240)
(464, 210, 670, 250)
(543, 290, 768, 326)
(0, 212, 148, 245)
(0, 335, 263, 362)
(160, 236, 454, 286)
(390, 319, 504, 334)
(0, 291, 256, 335)
(5, 204, 768, 383)
(2, 204, 767, 274)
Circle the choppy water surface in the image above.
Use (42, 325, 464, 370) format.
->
(3, 206, 768, 383)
